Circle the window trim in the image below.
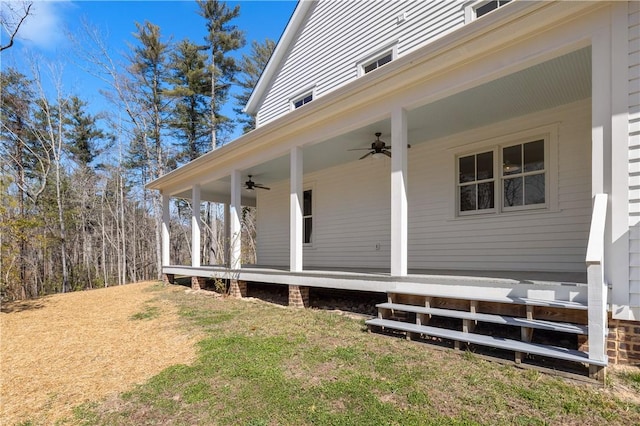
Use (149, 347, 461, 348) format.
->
(464, 0, 513, 23)
(356, 42, 398, 77)
(302, 186, 314, 246)
(500, 138, 548, 213)
(289, 85, 316, 111)
(452, 124, 558, 218)
(456, 148, 498, 216)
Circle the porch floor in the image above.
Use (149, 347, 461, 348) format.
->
(164, 264, 588, 305)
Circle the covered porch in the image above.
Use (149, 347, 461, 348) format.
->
(148, 2, 629, 376)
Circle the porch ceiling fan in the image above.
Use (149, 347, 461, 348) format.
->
(245, 175, 270, 190)
(348, 132, 410, 160)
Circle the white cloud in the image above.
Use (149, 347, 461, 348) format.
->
(12, 0, 73, 50)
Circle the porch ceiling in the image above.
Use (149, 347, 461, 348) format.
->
(178, 47, 591, 203)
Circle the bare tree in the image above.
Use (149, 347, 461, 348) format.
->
(30, 61, 73, 292)
(0, 1, 32, 52)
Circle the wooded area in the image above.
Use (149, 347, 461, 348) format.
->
(0, 1, 275, 300)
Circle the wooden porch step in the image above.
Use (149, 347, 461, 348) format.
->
(366, 318, 606, 366)
(388, 291, 587, 310)
(376, 303, 588, 334)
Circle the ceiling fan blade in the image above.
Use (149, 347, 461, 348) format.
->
(359, 151, 374, 160)
(383, 150, 392, 158)
(348, 148, 372, 151)
(255, 184, 271, 190)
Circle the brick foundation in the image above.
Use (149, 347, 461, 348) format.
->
(288, 285, 309, 308)
(163, 274, 175, 285)
(191, 276, 206, 291)
(230, 280, 247, 298)
(608, 316, 640, 365)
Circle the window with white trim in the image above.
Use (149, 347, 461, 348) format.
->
(465, 0, 512, 22)
(456, 137, 547, 216)
(476, 0, 511, 18)
(363, 52, 393, 74)
(292, 93, 313, 109)
(458, 150, 495, 213)
(501, 139, 545, 209)
(303, 189, 313, 244)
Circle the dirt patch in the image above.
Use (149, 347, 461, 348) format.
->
(0, 282, 201, 425)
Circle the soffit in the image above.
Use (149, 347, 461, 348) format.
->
(177, 47, 591, 203)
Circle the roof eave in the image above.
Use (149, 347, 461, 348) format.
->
(148, 0, 602, 193)
(245, 0, 315, 115)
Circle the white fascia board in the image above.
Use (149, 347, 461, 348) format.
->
(244, 0, 315, 116)
(147, 0, 603, 194)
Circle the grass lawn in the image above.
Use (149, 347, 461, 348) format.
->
(71, 283, 640, 426)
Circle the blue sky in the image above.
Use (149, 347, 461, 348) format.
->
(1, 0, 297, 140)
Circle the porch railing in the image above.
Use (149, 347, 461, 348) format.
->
(585, 193, 608, 363)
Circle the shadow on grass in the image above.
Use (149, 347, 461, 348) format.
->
(1, 300, 46, 314)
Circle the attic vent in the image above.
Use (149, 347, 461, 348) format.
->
(474, 0, 511, 18)
(363, 52, 392, 74)
(292, 93, 313, 109)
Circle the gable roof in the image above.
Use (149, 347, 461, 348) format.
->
(244, 0, 314, 116)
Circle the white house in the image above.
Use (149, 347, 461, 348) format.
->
(147, 1, 639, 379)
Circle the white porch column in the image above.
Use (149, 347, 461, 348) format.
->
(609, 1, 631, 320)
(224, 202, 231, 266)
(161, 192, 170, 267)
(290, 146, 303, 272)
(391, 107, 408, 276)
(229, 170, 242, 270)
(589, 22, 613, 363)
(191, 185, 201, 268)
(592, 31, 611, 197)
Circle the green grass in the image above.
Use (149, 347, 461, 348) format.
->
(129, 305, 161, 321)
(75, 286, 640, 426)
(623, 370, 640, 391)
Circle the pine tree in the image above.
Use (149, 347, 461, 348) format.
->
(197, 0, 245, 149)
(63, 96, 107, 168)
(235, 38, 275, 133)
(128, 21, 170, 280)
(0, 68, 50, 297)
(128, 21, 170, 181)
(165, 39, 211, 163)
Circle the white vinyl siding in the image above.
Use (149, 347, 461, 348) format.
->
(256, 158, 391, 269)
(256, 101, 591, 273)
(255, 183, 289, 266)
(256, 1, 465, 126)
(629, 1, 640, 306)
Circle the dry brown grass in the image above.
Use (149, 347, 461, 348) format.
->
(0, 282, 200, 425)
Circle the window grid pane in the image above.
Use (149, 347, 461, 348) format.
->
(524, 139, 544, 172)
(303, 190, 312, 244)
(460, 185, 477, 212)
(503, 177, 523, 207)
(501, 140, 545, 208)
(458, 150, 494, 213)
(303, 217, 312, 244)
(524, 174, 545, 205)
